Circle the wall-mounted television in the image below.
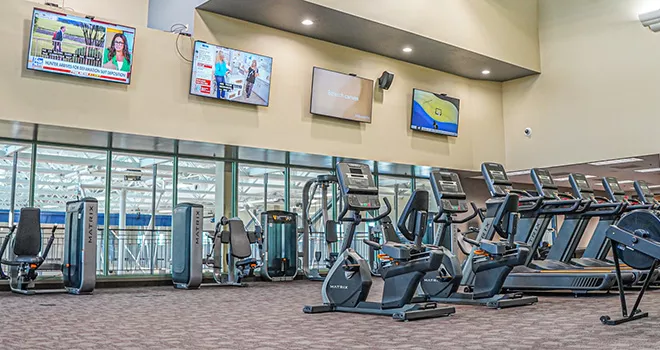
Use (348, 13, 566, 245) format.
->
(410, 88, 460, 137)
(190, 41, 273, 107)
(27, 8, 136, 84)
(310, 67, 373, 123)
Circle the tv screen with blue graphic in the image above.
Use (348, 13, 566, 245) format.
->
(410, 89, 460, 137)
(27, 8, 136, 84)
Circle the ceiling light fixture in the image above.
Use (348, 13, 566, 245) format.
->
(635, 167, 660, 173)
(639, 9, 660, 32)
(618, 180, 634, 184)
(482, 69, 491, 75)
(588, 157, 644, 166)
(648, 184, 660, 189)
(402, 47, 413, 53)
(301, 19, 314, 25)
(506, 170, 530, 176)
(585, 175, 597, 179)
(554, 177, 569, 182)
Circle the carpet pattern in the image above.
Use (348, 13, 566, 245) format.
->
(1, 280, 660, 349)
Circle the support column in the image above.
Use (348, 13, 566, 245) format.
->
(150, 164, 157, 275)
(8, 153, 18, 225)
(118, 189, 127, 275)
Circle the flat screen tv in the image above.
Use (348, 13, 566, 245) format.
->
(27, 8, 136, 84)
(410, 88, 460, 137)
(190, 41, 273, 107)
(310, 67, 373, 123)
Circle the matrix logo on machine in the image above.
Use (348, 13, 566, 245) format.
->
(194, 210, 202, 245)
(329, 285, 349, 290)
(87, 204, 96, 244)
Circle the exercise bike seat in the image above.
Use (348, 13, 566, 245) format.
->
(228, 218, 253, 259)
(381, 249, 444, 279)
(381, 242, 412, 260)
(478, 240, 508, 256)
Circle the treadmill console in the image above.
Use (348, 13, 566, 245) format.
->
(602, 177, 626, 202)
(634, 180, 656, 205)
(430, 170, 468, 213)
(531, 168, 559, 199)
(569, 173, 595, 200)
(336, 162, 381, 211)
(481, 162, 512, 197)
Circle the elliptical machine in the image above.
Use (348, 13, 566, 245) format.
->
(303, 162, 455, 321)
(410, 171, 538, 308)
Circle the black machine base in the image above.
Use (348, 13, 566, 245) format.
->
(302, 302, 455, 321)
(600, 311, 648, 325)
(422, 293, 538, 309)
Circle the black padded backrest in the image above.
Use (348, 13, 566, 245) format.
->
(397, 190, 429, 242)
(325, 220, 338, 243)
(228, 219, 252, 259)
(380, 217, 402, 243)
(14, 208, 42, 256)
(489, 193, 519, 239)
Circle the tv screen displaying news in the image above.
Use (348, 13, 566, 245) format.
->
(410, 89, 460, 137)
(310, 67, 373, 123)
(190, 41, 273, 106)
(27, 8, 136, 84)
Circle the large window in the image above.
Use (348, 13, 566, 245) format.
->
(177, 158, 226, 268)
(237, 164, 285, 224)
(108, 153, 173, 275)
(378, 176, 413, 222)
(0, 143, 32, 262)
(33, 146, 108, 274)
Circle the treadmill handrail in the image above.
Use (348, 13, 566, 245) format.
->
(538, 198, 582, 215)
(582, 200, 626, 217)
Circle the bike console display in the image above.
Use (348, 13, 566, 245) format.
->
(430, 171, 468, 213)
(569, 173, 596, 200)
(603, 176, 626, 202)
(531, 168, 559, 199)
(336, 162, 380, 211)
(481, 162, 513, 197)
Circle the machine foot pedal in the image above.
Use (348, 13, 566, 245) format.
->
(303, 304, 334, 313)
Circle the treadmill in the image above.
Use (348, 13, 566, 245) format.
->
(481, 163, 620, 293)
(635, 180, 660, 210)
(533, 173, 640, 286)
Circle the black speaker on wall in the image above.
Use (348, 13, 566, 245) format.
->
(378, 71, 394, 90)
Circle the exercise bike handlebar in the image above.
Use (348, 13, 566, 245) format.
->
(338, 197, 392, 223)
(433, 202, 480, 224)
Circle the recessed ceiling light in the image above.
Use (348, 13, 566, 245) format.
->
(302, 19, 314, 25)
(635, 167, 660, 173)
(402, 47, 413, 53)
(482, 69, 491, 75)
(507, 170, 530, 176)
(588, 157, 643, 166)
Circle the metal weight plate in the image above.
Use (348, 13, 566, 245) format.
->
(615, 211, 660, 270)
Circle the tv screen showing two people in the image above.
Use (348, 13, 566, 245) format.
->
(190, 41, 273, 107)
(310, 67, 373, 123)
(27, 8, 136, 84)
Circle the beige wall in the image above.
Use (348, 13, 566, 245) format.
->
(1, 0, 506, 171)
(503, 0, 660, 170)
(23, 0, 148, 27)
(306, 0, 540, 72)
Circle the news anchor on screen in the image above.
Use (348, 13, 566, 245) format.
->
(103, 33, 132, 72)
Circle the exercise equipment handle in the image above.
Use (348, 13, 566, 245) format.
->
(471, 202, 486, 221)
(453, 203, 479, 224)
(362, 239, 382, 250)
(539, 198, 582, 214)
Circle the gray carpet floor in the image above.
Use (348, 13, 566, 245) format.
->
(1, 280, 659, 349)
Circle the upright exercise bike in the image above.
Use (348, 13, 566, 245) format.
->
(303, 162, 455, 321)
